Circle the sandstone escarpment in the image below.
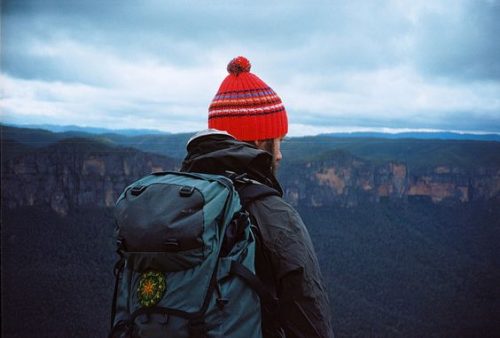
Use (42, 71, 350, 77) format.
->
(3, 139, 500, 213)
(1, 139, 177, 215)
(282, 154, 500, 207)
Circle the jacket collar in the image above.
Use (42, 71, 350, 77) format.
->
(181, 129, 283, 195)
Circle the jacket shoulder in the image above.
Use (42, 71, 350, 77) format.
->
(247, 195, 318, 278)
(247, 196, 334, 338)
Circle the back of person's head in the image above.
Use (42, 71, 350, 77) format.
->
(208, 56, 288, 142)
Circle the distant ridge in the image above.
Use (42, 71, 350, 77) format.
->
(3, 123, 499, 141)
(320, 131, 500, 142)
(3, 123, 169, 136)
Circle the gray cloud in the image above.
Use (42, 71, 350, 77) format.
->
(294, 110, 500, 133)
(414, 0, 500, 81)
(4, 0, 499, 81)
(1, 1, 416, 78)
(1, 0, 499, 134)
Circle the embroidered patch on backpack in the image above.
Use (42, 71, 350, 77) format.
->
(137, 271, 166, 307)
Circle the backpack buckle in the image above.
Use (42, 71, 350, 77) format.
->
(216, 298, 229, 310)
(116, 238, 126, 251)
(179, 186, 195, 197)
(131, 185, 147, 196)
(109, 319, 134, 338)
(224, 171, 250, 184)
(164, 238, 180, 251)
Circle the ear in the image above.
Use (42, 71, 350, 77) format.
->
(254, 140, 264, 149)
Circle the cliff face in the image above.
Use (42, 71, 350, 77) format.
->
(1, 140, 177, 216)
(281, 152, 500, 207)
(2, 140, 500, 215)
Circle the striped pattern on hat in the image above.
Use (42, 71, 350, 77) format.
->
(208, 56, 288, 141)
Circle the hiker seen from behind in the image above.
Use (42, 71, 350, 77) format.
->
(110, 56, 334, 338)
(182, 56, 334, 338)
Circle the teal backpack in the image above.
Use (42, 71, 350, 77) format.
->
(109, 171, 278, 338)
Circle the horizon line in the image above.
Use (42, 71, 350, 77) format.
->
(2, 122, 500, 137)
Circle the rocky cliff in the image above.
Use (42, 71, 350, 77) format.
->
(2, 139, 500, 215)
(1, 139, 177, 216)
(281, 150, 500, 207)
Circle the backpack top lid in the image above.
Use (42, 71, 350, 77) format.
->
(114, 171, 241, 271)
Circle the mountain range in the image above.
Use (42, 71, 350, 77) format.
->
(3, 125, 500, 214)
(2, 123, 170, 136)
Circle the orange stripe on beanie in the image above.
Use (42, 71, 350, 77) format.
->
(208, 56, 288, 141)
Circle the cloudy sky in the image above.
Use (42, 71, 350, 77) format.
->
(1, 0, 500, 135)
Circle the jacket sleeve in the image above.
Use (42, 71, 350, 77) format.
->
(249, 196, 334, 338)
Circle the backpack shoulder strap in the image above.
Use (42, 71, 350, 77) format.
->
(233, 180, 283, 332)
(236, 181, 281, 208)
(229, 260, 279, 311)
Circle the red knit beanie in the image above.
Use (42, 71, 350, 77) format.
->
(208, 56, 288, 141)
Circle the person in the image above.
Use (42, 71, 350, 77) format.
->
(181, 56, 334, 338)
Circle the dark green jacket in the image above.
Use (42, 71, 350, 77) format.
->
(181, 130, 334, 338)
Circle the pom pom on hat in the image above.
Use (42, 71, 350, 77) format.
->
(227, 56, 251, 75)
(208, 56, 288, 141)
